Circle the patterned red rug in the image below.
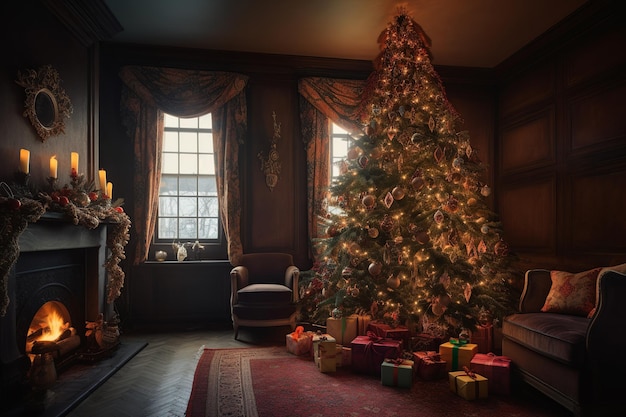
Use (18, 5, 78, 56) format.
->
(186, 346, 571, 417)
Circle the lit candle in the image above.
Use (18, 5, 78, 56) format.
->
(106, 182, 113, 200)
(50, 155, 58, 179)
(71, 152, 79, 175)
(19, 149, 30, 174)
(99, 169, 107, 194)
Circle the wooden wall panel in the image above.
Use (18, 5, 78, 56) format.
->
(498, 179, 555, 252)
(569, 82, 626, 152)
(568, 171, 626, 252)
(499, 62, 554, 117)
(500, 109, 554, 174)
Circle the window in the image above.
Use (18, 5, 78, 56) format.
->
(330, 123, 354, 182)
(157, 113, 223, 252)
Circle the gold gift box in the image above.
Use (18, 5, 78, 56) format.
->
(449, 371, 488, 400)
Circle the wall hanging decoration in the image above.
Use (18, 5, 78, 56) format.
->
(15, 64, 73, 141)
(257, 111, 282, 191)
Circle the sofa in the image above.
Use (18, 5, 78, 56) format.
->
(502, 264, 626, 416)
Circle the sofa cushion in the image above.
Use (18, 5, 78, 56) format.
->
(232, 302, 296, 320)
(237, 283, 293, 304)
(503, 313, 590, 366)
(540, 268, 601, 317)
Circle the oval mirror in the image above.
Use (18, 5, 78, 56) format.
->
(34, 89, 58, 129)
(16, 65, 73, 141)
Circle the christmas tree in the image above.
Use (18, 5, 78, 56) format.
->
(299, 9, 521, 337)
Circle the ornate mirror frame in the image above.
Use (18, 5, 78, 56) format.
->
(16, 65, 73, 141)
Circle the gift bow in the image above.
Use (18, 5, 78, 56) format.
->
(366, 331, 384, 342)
(462, 366, 477, 379)
(384, 358, 406, 366)
(449, 337, 468, 346)
(291, 325, 305, 340)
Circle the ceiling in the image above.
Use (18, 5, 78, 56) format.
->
(102, 0, 588, 68)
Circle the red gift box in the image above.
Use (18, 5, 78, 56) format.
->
(412, 351, 447, 380)
(469, 352, 511, 395)
(366, 322, 410, 347)
(351, 333, 402, 376)
(410, 333, 444, 352)
(470, 324, 493, 354)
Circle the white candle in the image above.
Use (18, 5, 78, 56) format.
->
(71, 152, 79, 175)
(50, 156, 58, 179)
(19, 149, 30, 174)
(99, 169, 107, 194)
(106, 182, 113, 199)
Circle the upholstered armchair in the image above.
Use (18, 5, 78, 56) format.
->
(230, 253, 299, 340)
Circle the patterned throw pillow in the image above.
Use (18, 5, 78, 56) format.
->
(541, 268, 602, 317)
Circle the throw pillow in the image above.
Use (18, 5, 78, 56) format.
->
(588, 262, 626, 318)
(541, 268, 601, 317)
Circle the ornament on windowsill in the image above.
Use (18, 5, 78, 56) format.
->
(257, 110, 282, 191)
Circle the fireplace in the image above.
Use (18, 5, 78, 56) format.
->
(0, 214, 112, 404)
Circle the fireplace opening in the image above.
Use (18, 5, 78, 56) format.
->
(25, 301, 81, 364)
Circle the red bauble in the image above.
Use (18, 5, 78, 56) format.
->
(114, 207, 124, 213)
(8, 198, 21, 210)
(59, 196, 70, 207)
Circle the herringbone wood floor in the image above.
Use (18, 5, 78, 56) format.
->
(66, 326, 289, 417)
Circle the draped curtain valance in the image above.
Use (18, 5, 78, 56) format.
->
(119, 66, 249, 265)
(298, 77, 367, 259)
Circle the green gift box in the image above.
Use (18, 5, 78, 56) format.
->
(381, 359, 414, 388)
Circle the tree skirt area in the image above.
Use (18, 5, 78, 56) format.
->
(186, 346, 571, 417)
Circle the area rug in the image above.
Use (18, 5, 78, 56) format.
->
(186, 346, 570, 417)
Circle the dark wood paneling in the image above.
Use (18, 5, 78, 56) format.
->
(499, 62, 554, 118)
(568, 81, 626, 152)
(500, 109, 555, 174)
(498, 179, 556, 252)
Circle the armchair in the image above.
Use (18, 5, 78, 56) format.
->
(230, 253, 299, 340)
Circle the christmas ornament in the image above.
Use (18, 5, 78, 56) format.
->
(481, 184, 491, 197)
(380, 214, 394, 232)
(383, 192, 394, 208)
(368, 227, 380, 238)
(433, 209, 444, 224)
(341, 266, 353, 278)
(411, 176, 425, 191)
(480, 224, 490, 234)
(362, 194, 376, 209)
(494, 239, 509, 256)
(332, 307, 342, 318)
(387, 274, 401, 289)
(368, 261, 383, 276)
(357, 155, 369, 168)
(467, 197, 477, 206)
(392, 186, 405, 200)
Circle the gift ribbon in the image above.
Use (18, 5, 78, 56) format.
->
(385, 358, 407, 386)
(449, 338, 467, 370)
(453, 368, 481, 399)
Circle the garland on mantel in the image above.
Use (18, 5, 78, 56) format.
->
(0, 177, 131, 317)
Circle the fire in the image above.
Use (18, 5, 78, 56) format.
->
(26, 302, 71, 353)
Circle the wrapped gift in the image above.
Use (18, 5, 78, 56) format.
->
(412, 351, 447, 380)
(312, 333, 336, 357)
(381, 358, 414, 388)
(367, 322, 410, 347)
(410, 333, 444, 352)
(470, 324, 493, 354)
(351, 333, 402, 376)
(326, 316, 358, 346)
(353, 313, 372, 336)
(334, 345, 352, 367)
(470, 353, 511, 395)
(449, 368, 488, 400)
(315, 342, 337, 373)
(286, 327, 314, 355)
(439, 340, 477, 371)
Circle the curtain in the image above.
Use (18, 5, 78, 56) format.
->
(119, 66, 249, 265)
(298, 77, 367, 260)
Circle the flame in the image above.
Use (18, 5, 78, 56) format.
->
(27, 302, 70, 350)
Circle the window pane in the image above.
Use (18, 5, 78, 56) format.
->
(333, 124, 347, 134)
(179, 197, 197, 217)
(199, 132, 213, 153)
(162, 153, 179, 174)
(179, 154, 198, 174)
(179, 218, 197, 239)
(163, 131, 179, 152)
(199, 218, 218, 239)
(164, 114, 178, 127)
(180, 132, 198, 152)
(198, 176, 217, 195)
(159, 196, 178, 216)
(179, 117, 197, 129)
(158, 217, 177, 239)
(179, 177, 197, 196)
(198, 196, 219, 217)
(198, 113, 212, 129)
(198, 154, 215, 175)
(160, 175, 178, 195)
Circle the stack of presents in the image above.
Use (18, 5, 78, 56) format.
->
(286, 315, 511, 401)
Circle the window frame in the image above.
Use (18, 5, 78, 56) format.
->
(150, 112, 227, 261)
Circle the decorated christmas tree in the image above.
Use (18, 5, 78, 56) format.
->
(299, 9, 521, 337)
